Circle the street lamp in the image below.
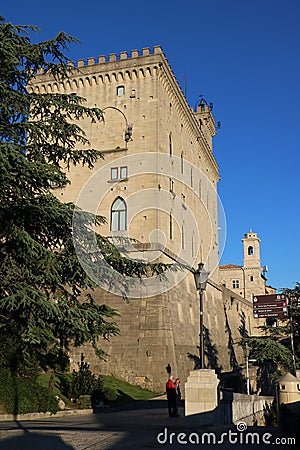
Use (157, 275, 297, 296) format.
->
(193, 262, 210, 369)
(103, 106, 132, 146)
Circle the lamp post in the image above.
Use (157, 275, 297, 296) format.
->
(103, 106, 132, 145)
(193, 262, 210, 369)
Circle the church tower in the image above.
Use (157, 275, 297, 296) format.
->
(242, 229, 265, 299)
(219, 229, 274, 301)
(242, 229, 261, 268)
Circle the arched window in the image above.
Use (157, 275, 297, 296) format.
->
(248, 246, 254, 256)
(111, 197, 127, 231)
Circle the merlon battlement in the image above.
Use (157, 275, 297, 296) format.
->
(76, 46, 162, 67)
(36, 46, 163, 74)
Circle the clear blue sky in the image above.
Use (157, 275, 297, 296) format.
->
(2, 0, 300, 290)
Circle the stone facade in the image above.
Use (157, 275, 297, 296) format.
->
(31, 47, 269, 392)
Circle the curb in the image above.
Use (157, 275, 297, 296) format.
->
(0, 408, 93, 422)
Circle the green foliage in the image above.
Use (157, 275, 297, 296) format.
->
(238, 284, 300, 395)
(42, 347, 70, 373)
(240, 336, 293, 395)
(101, 386, 117, 403)
(282, 283, 300, 343)
(0, 369, 59, 414)
(0, 16, 169, 376)
(65, 354, 102, 402)
(240, 337, 292, 368)
(100, 374, 158, 405)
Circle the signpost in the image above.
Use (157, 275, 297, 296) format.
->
(253, 294, 288, 319)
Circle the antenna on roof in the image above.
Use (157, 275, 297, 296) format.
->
(184, 71, 187, 98)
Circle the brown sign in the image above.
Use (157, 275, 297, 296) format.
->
(253, 310, 288, 318)
(253, 294, 286, 304)
(253, 294, 288, 319)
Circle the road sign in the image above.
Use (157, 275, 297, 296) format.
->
(253, 294, 286, 304)
(253, 294, 288, 319)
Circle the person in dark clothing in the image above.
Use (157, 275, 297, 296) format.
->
(166, 376, 176, 417)
(174, 378, 181, 417)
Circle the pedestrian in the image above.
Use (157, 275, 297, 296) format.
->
(174, 378, 181, 417)
(166, 375, 176, 417)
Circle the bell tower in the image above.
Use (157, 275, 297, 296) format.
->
(220, 229, 272, 301)
(242, 229, 261, 268)
(242, 229, 265, 299)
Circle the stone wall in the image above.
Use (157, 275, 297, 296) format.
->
(222, 392, 273, 426)
(70, 270, 260, 393)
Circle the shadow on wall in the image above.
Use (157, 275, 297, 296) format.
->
(187, 326, 220, 371)
(187, 305, 248, 373)
(224, 305, 238, 370)
(238, 310, 249, 338)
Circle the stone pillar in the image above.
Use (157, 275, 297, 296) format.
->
(185, 369, 219, 418)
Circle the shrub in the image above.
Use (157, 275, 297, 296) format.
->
(102, 386, 117, 403)
(0, 369, 59, 415)
(63, 354, 105, 407)
(68, 354, 98, 400)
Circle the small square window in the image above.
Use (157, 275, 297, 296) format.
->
(117, 86, 125, 96)
(233, 280, 240, 289)
(120, 166, 128, 179)
(111, 167, 118, 180)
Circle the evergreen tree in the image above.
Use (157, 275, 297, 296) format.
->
(239, 283, 300, 395)
(0, 16, 167, 375)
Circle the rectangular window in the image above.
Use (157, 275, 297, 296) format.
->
(233, 280, 240, 289)
(111, 167, 118, 180)
(120, 166, 128, 179)
(117, 86, 125, 96)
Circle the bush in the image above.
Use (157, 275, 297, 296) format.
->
(101, 386, 117, 403)
(63, 354, 104, 407)
(68, 354, 99, 400)
(78, 395, 92, 409)
(0, 369, 59, 415)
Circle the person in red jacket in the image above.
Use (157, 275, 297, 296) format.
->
(166, 376, 176, 417)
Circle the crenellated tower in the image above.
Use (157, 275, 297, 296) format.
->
(30, 47, 260, 392)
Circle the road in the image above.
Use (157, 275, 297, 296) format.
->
(0, 398, 298, 449)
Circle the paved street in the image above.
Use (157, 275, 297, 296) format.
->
(0, 398, 298, 449)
